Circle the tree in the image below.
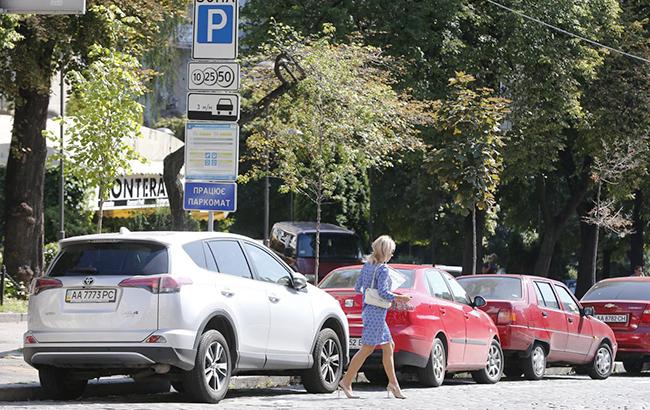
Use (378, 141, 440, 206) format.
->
(241, 25, 426, 283)
(0, 1, 187, 283)
(52, 45, 147, 233)
(427, 72, 510, 275)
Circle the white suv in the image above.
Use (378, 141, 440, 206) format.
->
(24, 231, 349, 403)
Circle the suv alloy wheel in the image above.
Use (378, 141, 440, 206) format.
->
(302, 328, 342, 393)
(183, 330, 232, 403)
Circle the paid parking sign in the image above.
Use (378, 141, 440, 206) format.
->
(192, 0, 238, 60)
(184, 181, 237, 212)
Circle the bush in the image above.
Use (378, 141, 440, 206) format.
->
(44, 242, 60, 271)
(3, 276, 27, 300)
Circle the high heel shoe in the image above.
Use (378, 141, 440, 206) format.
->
(386, 383, 406, 399)
(338, 381, 359, 399)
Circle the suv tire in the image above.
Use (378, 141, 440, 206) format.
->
(39, 367, 88, 400)
(471, 339, 504, 384)
(589, 343, 614, 380)
(417, 337, 446, 387)
(183, 330, 232, 403)
(523, 344, 546, 380)
(302, 328, 342, 393)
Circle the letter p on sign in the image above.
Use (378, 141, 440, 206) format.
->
(197, 4, 233, 44)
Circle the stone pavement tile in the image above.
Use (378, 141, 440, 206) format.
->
(0, 320, 26, 355)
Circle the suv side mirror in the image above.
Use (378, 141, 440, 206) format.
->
(472, 295, 487, 308)
(582, 306, 594, 317)
(292, 272, 308, 290)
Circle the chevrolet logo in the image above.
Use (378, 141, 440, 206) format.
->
(604, 303, 617, 309)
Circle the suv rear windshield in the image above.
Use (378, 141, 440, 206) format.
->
(319, 268, 415, 289)
(49, 242, 169, 277)
(457, 277, 523, 301)
(297, 233, 362, 260)
(582, 281, 650, 301)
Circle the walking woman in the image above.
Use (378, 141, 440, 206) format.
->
(338, 235, 411, 399)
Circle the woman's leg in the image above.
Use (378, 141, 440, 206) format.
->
(380, 342, 399, 386)
(341, 345, 375, 387)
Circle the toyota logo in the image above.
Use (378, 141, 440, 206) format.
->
(83, 277, 95, 286)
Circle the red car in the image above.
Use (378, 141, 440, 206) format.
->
(319, 264, 504, 387)
(457, 274, 617, 380)
(581, 277, 650, 374)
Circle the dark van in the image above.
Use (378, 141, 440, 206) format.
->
(269, 222, 364, 283)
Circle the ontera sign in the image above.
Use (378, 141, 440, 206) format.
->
(0, 0, 86, 14)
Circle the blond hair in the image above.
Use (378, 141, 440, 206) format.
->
(368, 235, 396, 264)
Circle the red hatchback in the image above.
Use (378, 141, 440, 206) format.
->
(581, 277, 650, 374)
(319, 264, 504, 387)
(457, 274, 617, 380)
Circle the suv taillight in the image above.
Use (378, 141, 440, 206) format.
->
(118, 275, 192, 294)
(497, 309, 516, 325)
(31, 277, 63, 295)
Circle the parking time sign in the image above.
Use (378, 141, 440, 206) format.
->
(192, 0, 238, 60)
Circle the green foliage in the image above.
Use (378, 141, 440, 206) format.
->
(51, 44, 148, 230)
(44, 242, 60, 271)
(0, 298, 28, 313)
(428, 72, 510, 213)
(242, 24, 426, 213)
(3, 277, 27, 300)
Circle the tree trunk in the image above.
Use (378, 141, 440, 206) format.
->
(602, 247, 611, 280)
(576, 216, 598, 298)
(163, 146, 186, 230)
(97, 197, 105, 234)
(591, 183, 602, 287)
(630, 189, 644, 270)
(314, 195, 321, 286)
(3, 87, 50, 284)
(462, 207, 484, 275)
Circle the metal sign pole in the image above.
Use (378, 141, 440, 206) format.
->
(207, 211, 214, 232)
(59, 64, 66, 240)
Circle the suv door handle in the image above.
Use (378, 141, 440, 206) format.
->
(541, 311, 548, 318)
(221, 289, 235, 297)
(268, 295, 280, 303)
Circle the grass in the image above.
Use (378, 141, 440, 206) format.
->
(0, 298, 28, 314)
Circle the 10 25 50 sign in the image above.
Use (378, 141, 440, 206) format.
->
(188, 61, 240, 91)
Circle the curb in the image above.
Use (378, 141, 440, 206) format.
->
(0, 313, 28, 323)
(0, 375, 293, 402)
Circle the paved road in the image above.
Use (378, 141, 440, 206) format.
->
(2, 373, 649, 410)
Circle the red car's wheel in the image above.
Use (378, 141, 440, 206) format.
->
(471, 339, 504, 384)
(589, 343, 614, 380)
(417, 337, 446, 387)
(523, 344, 546, 380)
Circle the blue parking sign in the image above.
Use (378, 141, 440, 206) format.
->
(196, 4, 233, 44)
(192, 0, 238, 60)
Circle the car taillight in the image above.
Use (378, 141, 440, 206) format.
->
(641, 306, 650, 324)
(497, 309, 517, 325)
(31, 277, 62, 295)
(118, 275, 192, 294)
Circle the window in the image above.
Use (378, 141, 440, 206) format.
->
(457, 277, 523, 301)
(425, 270, 453, 301)
(443, 272, 471, 305)
(49, 242, 168, 277)
(534, 281, 560, 310)
(297, 233, 362, 260)
(207, 241, 252, 279)
(243, 243, 293, 285)
(582, 281, 650, 301)
(555, 285, 580, 314)
(182, 241, 207, 269)
(319, 268, 415, 289)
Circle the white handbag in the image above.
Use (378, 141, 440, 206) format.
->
(364, 264, 392, 309)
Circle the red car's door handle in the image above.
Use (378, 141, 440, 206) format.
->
(439, 307, 447, 315)
(568, 317, 574, 323)
(541, 311, 548, 318)
(464, 314, 470, 320)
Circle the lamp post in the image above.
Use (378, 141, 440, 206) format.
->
(59, 66, 65, 240)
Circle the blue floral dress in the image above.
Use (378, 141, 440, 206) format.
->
(355, 263, 395, 346)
